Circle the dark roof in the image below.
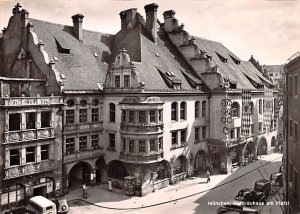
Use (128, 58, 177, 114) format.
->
(264, 65, 284, 74)
(29, 18, 111, 91)
(194, 37, 273, 89)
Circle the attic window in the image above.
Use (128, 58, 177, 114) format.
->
(94, 53, 98, 57)
(216, 52, 227, 63)
(229, 55, 240, 65)
(155, 53, 160, 57)
(166, 72, 175, 77)
(55, 37, 71, 54)
(229, 82, 237, 89)
(173, 83, 181, 89)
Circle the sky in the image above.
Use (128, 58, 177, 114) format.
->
(0, 0, 299, 65)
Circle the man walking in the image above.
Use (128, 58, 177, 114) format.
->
(206, 170, 211, 183)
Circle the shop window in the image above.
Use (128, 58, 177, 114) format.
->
(26, 146, 35, 163)
(139, 140, 146, 153)
(79, 136, 87, 151)
(129, 139, 135, 153)
(202, 101, 207, 117)
(26, 112, 36, 129)
(9, 113, 21, 131)
(66, 110, 75, 124)
(124, 75, 130, 87)
(91, 134, 99, 149)
(171, 102, 178, 121)
(41, 144, 49, 160)
(109, 103, 116, 122)
(41, 111, 51, 128)
(109, 133, 115, 149)
(150, 139, 156, 152)
(79, 109, 87, 123)
(66, 138, 75, 154)
(150, 110, 156, 123)
(195, 101, 200, 118)
(92, 108, 99, 122)
(10, 149, 20, 166)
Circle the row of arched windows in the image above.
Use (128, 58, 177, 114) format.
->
(171, 101, 208, 121)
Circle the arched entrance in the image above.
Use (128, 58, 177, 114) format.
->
(173, 155, 187, 175)
(194, 150, 206, 172)
(95, 157, 107, 184)
(69, 162, 92, 188)
(245, 141, 255, 162)
(107, 160, 128, 180)
(258, 138, 268, 155)
(271, 136, 276, 147)
(32, 177, 55, 198)
(157, 160, 171, 180)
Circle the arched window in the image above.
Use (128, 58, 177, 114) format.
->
(171, 102, 178, 121)
(231, 102, 240, 118)
(202, 101, 207, 117)
(180, 102, 186, 120)
(67, 100, 75, 107)
(109, 103, 116, 122)
(195, 101, 200, 118)
(258, 99, 262, 114)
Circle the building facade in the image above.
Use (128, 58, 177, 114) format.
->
(0, 3, 279, 212)
(284, 52, 300, 214)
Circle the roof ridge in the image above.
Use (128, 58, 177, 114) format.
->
(29, 18, 112, 36)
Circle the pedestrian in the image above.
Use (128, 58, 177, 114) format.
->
(257, 149, 261, 158)
(206, 170, 211, 183)
(82, 183, 88, 197)
(108, 179, 112, 191)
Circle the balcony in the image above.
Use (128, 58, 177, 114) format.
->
(64, 122, 103, 133)
(1, 96, 63, 107)
(4, 160, 54, 180)
(64, 148, 104, 163)
(4, 128, 54, 144)
(119, 152, 164, 163)
(120, 123, 164, 134)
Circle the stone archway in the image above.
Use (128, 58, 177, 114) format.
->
(173, 155, 188, 175)
(258, 137, 268, 155)
(194, 150, 207, 173)
(68, 161, 93, 188)
(244, 141, 256, 161)
(95, 156, 107, 184)
(107, 160, 128, 180)
(157, 160, 171, 180)
(271, 136, 277, 147)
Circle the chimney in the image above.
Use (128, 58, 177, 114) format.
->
(163, 10, 176, 33)
(71, 14, 84, 41)
(144, 3, 159, 43)
(119, 8, 137, 30)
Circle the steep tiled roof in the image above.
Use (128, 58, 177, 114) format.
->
(29, 18, 111, 91)
(194, 37, 273, 89)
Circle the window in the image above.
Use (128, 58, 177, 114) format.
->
(115, 75, 120, 88)
(180, 102, 186, 120)
(109, 103, 116, 122)
(124, 75, 130, 87)
(92, 99, 99, 106)
(236, 128, 240, 138)
(181, 129, 186, 143)
(109, 133, 115, 149)
(10, 149, 20, 166)
(259, 99, 262, 114)
(290, 119, 293, 137)
(121, 110, 126, 123)
(251, 124, 254, 134)
(289, 76, 293, 96)
(66, 138, 75, 154)
(41, 145, 49, 160)
(139, 140, 146, 153)
(150, 110, 156, 123)
(195, 127, 199, 140)
(295, 122, 298, 140)
(259, 123, 263, 132)
(67, 100, 75, 107)
(195, 101, 200, 118)
(230, 129, 235, 139)
(158, 110, 163, 122)
(26, 147, 35, 163)
(41, 111, 51, 128)
(171, 102, 178, 121)
(202, 126, 207, 140)
(91, 134, 99, 149)
(80, 100, 87, 106)
(79, 136, 87, 151)
(171, 132, 177, 146)
(138, 111, 146, 124)
(150, 140, 156, 152)
(66, 110, 75, 124)
(9, 113, 21, 131)
(231, 102, 240, 118)
(79, 109, 87, 123)
(26, 112, 36, 129)
(295, 76, 298, 96)
(129, 139, 135, 153)
(92, 108, 99, 122)
(250, 102, 254, 115)
(158, 137, 163, 150)
(202, 101, 207, 117)
(128, 110, 135, 124)
(122, 139, 126, 152)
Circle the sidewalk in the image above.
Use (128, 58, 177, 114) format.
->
(66, 153, 283, 211)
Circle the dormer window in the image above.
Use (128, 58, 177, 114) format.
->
(55, 37, 71, 54)
(173, 83, 181, 89)
(229, 55, 241, 65)
(216, 52, 227, 63)
(166, 71, 175, 77)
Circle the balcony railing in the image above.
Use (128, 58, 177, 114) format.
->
(64, 148, 104, 163)
(120, 123, 164, 133)
(4, 160, 54, 180)
(4, 128, 54, 143)
(1, 96, 63, 107)
(119, 152, 164, 163)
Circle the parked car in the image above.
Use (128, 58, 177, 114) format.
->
(235, 188, 267, 203)
(51, 196, 69, 214)
(270, 172, 283, 187)
(216, 201, 259, 214)
(254, 179, 272, 196)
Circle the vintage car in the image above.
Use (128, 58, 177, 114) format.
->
(51, 196, 69, 214)
(216, 201, 259, 214)
(235, 188, 266, 203)
(254, 179, 272, 196)
(270, 172, 283, 187)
